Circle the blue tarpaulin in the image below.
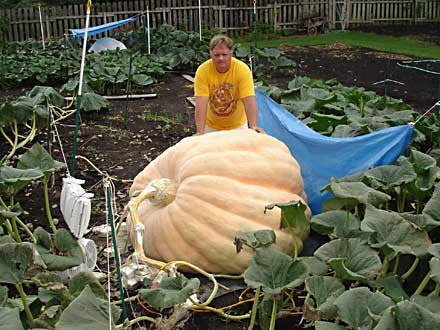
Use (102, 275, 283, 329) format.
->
(70, 17, 136, 38)
(256, 89, 414, 215)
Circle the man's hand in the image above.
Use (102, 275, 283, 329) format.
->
(250, 126, 266, 134)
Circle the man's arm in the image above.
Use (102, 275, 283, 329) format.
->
(242, 96, 265, 133)
(195, 96, 209, 135)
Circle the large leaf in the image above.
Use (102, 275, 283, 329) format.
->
(334, 287, 394, 330)
(422, 183, 440, 230)
(323, 181, 391, 207)
(234, 230, 276, 252)
(138, 275, 200, 309)
(430, 257, 440, 283)
(55, 286, 120, 330)
(361, 205, 431, 257)
(374, 300, 440, 330)
(34, 227, 83, 271)
(0, 241, 34, 284)
(368, 274, 409, 301)
(314, 238, 382, 281)
(315, 321, 346, 330)
(264, 200, 310, 234)
(27, 86, 65, 108)
(304, 276, 345, 320)
(0, 307, 24, 330)
(79, 92, 109, 112)
(0, 165, 44, 195)
(18, 143, 64, 175)
(311, 210, 363, 239)
(244, 247, 308, 294)
(68, 271, 107, 299)
(364, 163, 416, 190)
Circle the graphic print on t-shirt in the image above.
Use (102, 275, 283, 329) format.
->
(209, 83, 236, 117)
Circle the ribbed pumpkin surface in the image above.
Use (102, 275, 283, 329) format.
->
(128, 129, 310, 274)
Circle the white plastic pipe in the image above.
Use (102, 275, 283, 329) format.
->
(78, 4, 91, 97)
(38, 4, 45, 49)
(147, 6, 151, 54)
(198, 0, 202, 40)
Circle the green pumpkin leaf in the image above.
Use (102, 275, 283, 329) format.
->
(299, 256, 329, 276)
(234, 230, 276, 252)
(361, 205, 431, 257)
(430, 257, 440, 283)
(55, 286, 120, 330)
(0, 241, 34, 284)
(311, 210, 362, 239)
(375, 300, 440, 330)
(18, 143, 64, 175)
(322, 181, 391, 207)
(368, 274, 408, 301)
(265, 200, 310, 233)
(69, 271, 107, 300)
(314, 238, 382, 281)
(422, 183, 440, 230)
(138, 275, 200, 310)
(79, 92, 109, 112)
(244, 247, 308, 294)
(0, 307, 24, 330)
(334, 287, 394, 330)
(428, 243, 440, 258)
(0, 286, 8, 307)
(315, 321, 346, 330)
(0, 165, 44, 195)
(305, 276, 345, 320)
(411, 295, 440, 315)
(35, 227, 83, 271)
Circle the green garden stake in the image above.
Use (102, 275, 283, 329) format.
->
(104, 171, 128, 321)
(124, 52, 133, 127)
(437, 79, 440, 115)
(46, 110, 51, 152)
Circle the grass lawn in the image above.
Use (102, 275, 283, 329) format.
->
(240, 31, 440, 59)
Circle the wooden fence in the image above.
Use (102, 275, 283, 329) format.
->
(0, 0, 439, 42)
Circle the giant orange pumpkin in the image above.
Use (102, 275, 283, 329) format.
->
(128, 129, 310, 274)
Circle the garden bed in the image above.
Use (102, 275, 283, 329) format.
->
(1, 26, 440, 329)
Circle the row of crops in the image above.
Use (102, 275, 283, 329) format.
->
(1, 26, 440, 329)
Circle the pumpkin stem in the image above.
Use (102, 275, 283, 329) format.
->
(127, 179, 176, 269)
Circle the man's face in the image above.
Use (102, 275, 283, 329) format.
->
(211, 44, 232, 73)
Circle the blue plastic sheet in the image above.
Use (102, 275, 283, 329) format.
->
(70, 17, 137, 38)
(256, 89, 414, 214)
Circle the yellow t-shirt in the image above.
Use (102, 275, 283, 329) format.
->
(194, 57, 255, 130)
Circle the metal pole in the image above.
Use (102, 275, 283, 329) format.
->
(71, 0, 92, 176)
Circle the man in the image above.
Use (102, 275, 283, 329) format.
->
(193, 34, 264, 135)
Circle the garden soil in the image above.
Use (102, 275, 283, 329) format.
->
(1, 24, 440, 330)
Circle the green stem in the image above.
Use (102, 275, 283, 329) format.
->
(392, 253, 401, 274)
(414, 271, 431, 295)
(15, 282, 33, 324)
(344, 209, 350, 229)
(269, 296, 278, 330)
(401, 257, 420, 280)
(43, 178, 57, 233)
(5, 121, 19, 160)
(115, 316, 156, 329)
(11, 217, 21, 242)
(382, 255, 390, 276)
(248, 287, 261, 330)
(15, 217, 36, 243)
(0, 127, 14, 147)
(429, 283, 440, 296)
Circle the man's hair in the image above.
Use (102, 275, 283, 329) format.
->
(209, 35, 233, 51)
